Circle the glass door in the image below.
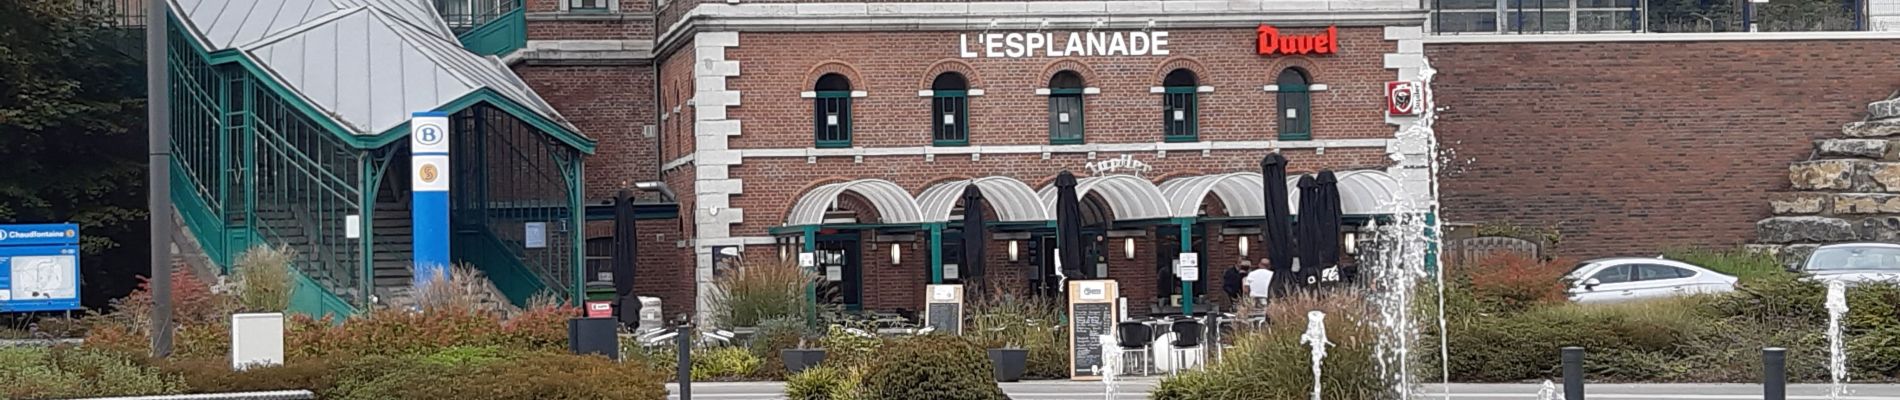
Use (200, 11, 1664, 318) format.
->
(815, 235, 862, 311)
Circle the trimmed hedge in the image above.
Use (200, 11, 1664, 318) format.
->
(858, 335, 1007, 400)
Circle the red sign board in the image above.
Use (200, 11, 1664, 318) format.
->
(585, 301, 613, 318)
(1387, 81, 1421, 116)
(1257, 25, 1338, 56)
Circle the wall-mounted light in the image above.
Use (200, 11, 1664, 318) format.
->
(1124, 237, 1136, 260)
(1239, 236, 1251, 258)
(891, 243, 903, 265)
(1008, 240, 1020, 262)
(1344, 232, 1359, 255)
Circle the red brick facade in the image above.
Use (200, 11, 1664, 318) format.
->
(518, 5, 1413, 317)
(524, 0, 657, 41)
(696, 26, 1398, 312)
(1428, 39, 1900, 258)
(726, 27, 1398, 149)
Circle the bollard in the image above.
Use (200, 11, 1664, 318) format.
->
(1562, 346, 1585, 400)
(1764, 347, 1787, 400)
(1208, 303, 1221, 363)
(676, 324, 692, 400)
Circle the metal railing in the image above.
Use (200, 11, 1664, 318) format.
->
(451, 106, 586, 304)
(168, 24, 375, 315)
(76, 0, 147, 27)
(1431, 0, 1868, 34)
(434, 0, 522, 34)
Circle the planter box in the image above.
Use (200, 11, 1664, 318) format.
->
(781, 349, 827, 374)
(988, 348, 1028, 382)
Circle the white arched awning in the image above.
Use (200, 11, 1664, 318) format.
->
(916, 177, 1050, 223)
(1158, 172, 1267, 218)
(1286, 170, 1404, 216)
(1038, 175, 1173, 221)
(785, 179, 925, 226)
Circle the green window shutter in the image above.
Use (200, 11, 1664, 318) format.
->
(815, 91, 852, 148)
(1048, 95, 1084, 145)
(932, 91, 968, 147)
(1277, 85, 1311, 141)
(1163, 86, 1198, 143)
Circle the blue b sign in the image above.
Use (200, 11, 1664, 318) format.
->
(0, 223, 82, 312)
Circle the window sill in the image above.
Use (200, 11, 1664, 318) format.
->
(1163, 136, 1200, 143)
(815, 141, 853, 149)
(1277, 134, 1313, 141)
(1049, 139, 1085, 145)
(932, 140, 970, 147)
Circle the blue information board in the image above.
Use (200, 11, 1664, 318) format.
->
(0, 223, 82, 312)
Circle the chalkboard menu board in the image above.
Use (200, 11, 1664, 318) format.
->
(1067, 280, 1119, 381)
(925, 284, 963, 335)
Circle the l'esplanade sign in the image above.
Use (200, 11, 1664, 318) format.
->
(959, 31, 1170, 58)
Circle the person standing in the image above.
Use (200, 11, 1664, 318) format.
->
(1223, 259, 1250, 307)
(1243, 260, 1276, 308)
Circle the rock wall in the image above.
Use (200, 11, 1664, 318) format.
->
(1757, 97, 1900, 266)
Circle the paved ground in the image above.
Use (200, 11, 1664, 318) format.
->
(668, 380, 1900, 400)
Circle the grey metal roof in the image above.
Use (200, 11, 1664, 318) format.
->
(168, 0, 577, 138)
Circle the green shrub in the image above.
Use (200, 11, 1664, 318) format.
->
(818, 324, 883, 370)
(693, 346, 763, 381)
(159, 356, 344, 394)
(0, 347, 185, 399)
(712, 259, 812, 328)
(748, 316, 810, 379)
(1427, 296, 1714, 382)
(328, 351, 667, 400)
(622, 340, 678, 375)
(1666, 248, 1789, 283)
(418, 345, 507, 367)
(858, 335, 1006, 400)
(1155, 290, 1383, 400)
(785, 365, 860, 400)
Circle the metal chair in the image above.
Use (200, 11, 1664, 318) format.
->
(1168, 319, 1206, 374)
(1115, 321, 1156, 375)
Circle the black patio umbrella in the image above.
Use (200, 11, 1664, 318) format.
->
(960, 185, 988, 295)
(1055, 171, 1087, 283)
(1261, 153, 1297, 296)
(1315, 171, 1343, 272)
(612, 188, 642, 328)
(1295, 174, 1324, 290)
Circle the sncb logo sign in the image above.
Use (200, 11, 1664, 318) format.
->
(416, 125, 444, 147)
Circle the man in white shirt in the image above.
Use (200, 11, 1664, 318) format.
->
(1242, 260, 1275, 308)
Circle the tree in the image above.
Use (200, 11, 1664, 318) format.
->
(0, 0, 149, 310)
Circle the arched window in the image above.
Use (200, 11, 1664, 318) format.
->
(814, 73, 852, 148)
(931, 73, 969, 146)
(1276, 68, 1311, 141)
(1162, 69, 1199, 142)
(1048, 71, 1085, 144)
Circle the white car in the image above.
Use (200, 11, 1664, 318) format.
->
(1564, 258, 1738, 304)
(1801, 243, 1900, 285)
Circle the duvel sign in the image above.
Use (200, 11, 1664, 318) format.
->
(1257, 25, 1338, 56)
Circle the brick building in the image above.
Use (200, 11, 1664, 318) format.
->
(506, 0, 1436, 320)
(1427, 35, 1900, 258)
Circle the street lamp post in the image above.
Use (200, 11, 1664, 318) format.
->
(146, 0, 175, 358)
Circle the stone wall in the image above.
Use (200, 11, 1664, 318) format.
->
(1759, 101, 1900, 265)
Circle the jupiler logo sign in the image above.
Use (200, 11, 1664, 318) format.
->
(1086, 154, 1154, 176)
